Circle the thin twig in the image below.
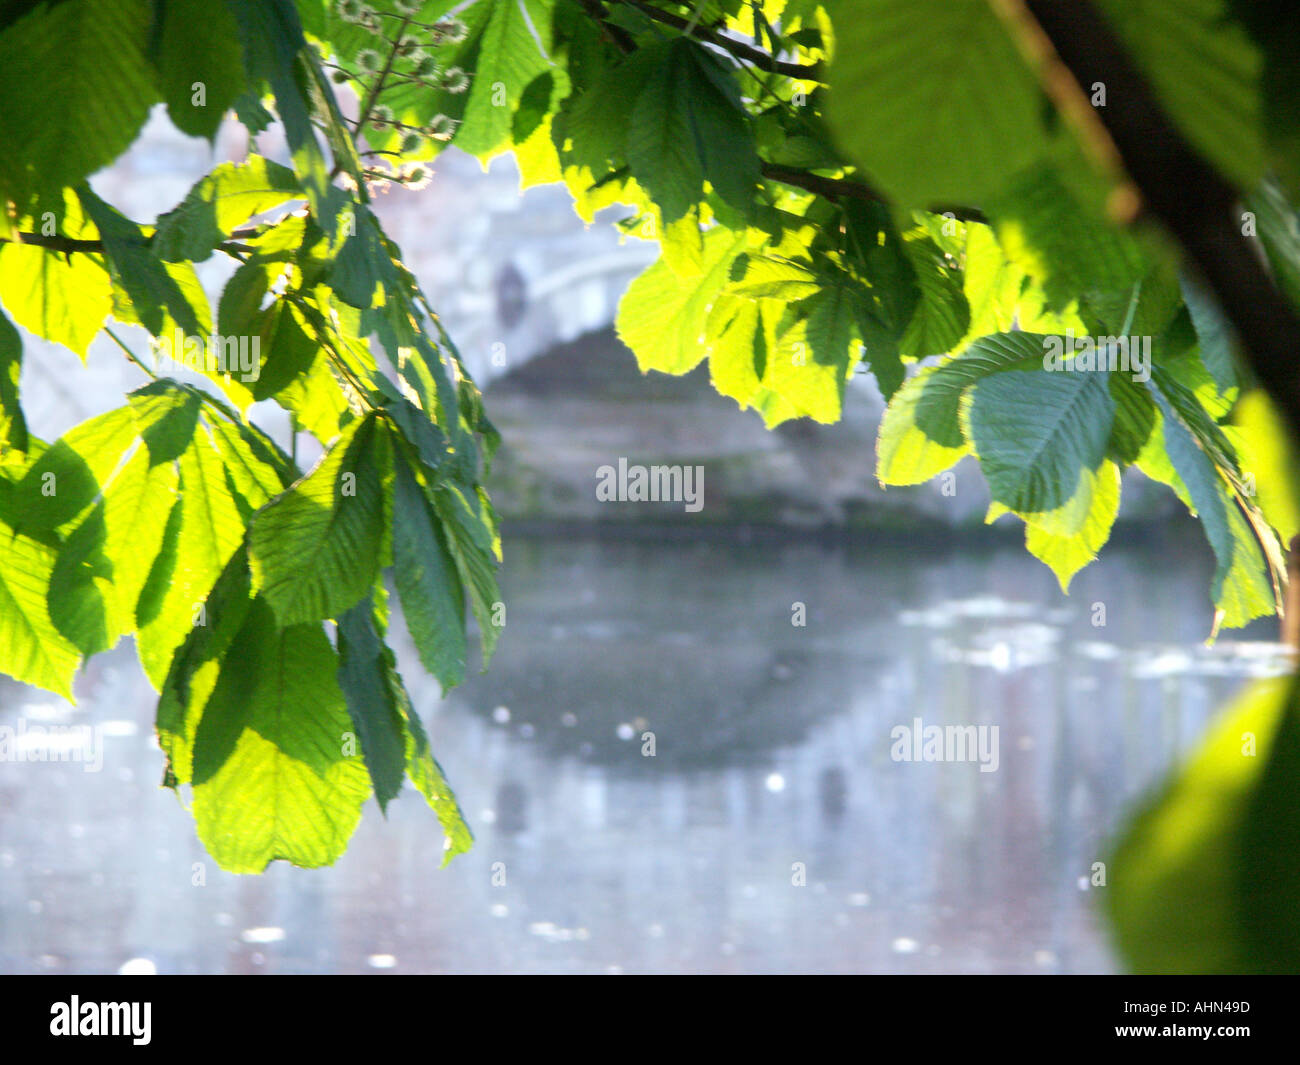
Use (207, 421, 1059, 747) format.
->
(576, 0, 635, 53)
(761, 163, 987, 224)
(615, 0, 823, 79)
(104, 326, 158, 380)
(353, 13, 414, 138)
(0, 226, 264, 258)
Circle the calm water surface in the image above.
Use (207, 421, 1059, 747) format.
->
(0, 531, 1289, 973)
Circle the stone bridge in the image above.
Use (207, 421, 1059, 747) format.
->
(14, 112, 1174, 529)
(20, 113, 657, 438)
(373, 148, 660, 388)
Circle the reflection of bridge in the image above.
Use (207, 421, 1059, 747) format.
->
(1, 535, 1284, 973)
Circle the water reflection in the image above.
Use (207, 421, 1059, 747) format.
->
(0, 528, 1290, 973)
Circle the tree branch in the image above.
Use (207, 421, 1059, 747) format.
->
(576, 0, 635, 54)
(0, 226, 263, 257)
(760, 163, 987, 224)
(616, 0, 824, 80)
(1013, 0, 1300, 444)
(575, 3, 989, 222)
(353, 12, 413, 137)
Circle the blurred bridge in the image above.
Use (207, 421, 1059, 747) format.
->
(374, 148, 659, 388)
(18, 111, 657, 440)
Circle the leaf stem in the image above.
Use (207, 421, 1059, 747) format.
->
(1119, 278, 1142, 338)
(104, 325, 158, 379)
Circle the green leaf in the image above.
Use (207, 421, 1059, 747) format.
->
(1099, 0, 1267, 194)
(430, 481, 502, 667)
(217, 294, 350, 442)
(985, 164, 1148, 323)
(898, 234, 970, 357)
(228, 0, 334, 229)
(703, 295, 800, 427)
(1180, 273, 1237, 393)
(513, 70, 557, 146)
(231, 88, 275, 135)
(380, 390, 449, 474)
(329, 203, 387, 310)
(0, 216, 113, 358)
(337, 589, 472, 857)
(626, 39, 758, 222)
(2, 405, 140, 534)
(249, 415, 389, 626)
(1246, 178, 1300, 309)
(402, 691, 475, 865)
(391, 446, 466, 692)
(77, 186, 208, 338)
(1108, 675, 1300, 973)
(0, 0, 159, 209)
(966, 367, 1115, 516)
(1107, 373, 1158, 464)
(152, 155, 303, 263)
(876, 368, 970, 486)
(876, 331, 1046, 486)
(1230, 390, 1300, 545)
(960, 223, 1024, 340)
(48, 443, 179, 656)
(336, 595, 408, 811)
(766, 284, 860, 423)
(128, 380, 203, 466)
(135, 423, 248, 687)
(1226, 0, 1300, 194)
(0, 307, 27, 454)
(217, 258, 273, 341)
(191, 597, 371, 872)
(840, 204, 915, 398)
(1024, 461, 1121, 591)
(729, 253, 821, 301)
(156, 549, 255, 788)
(551, 48, 656, 220)
(616, 227, 747, 375)
(205, 411, 293, 515)
(626, 41, 707, 224)
(825, 0, 1049, 206)
(1149, 387, 1275, 630)
(251, 300, 321, 401)
(150, 0, 246, 140)
(0, 522, 81, 699)
(455, 0, 559, 159)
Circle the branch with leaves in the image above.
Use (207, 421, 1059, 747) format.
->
(3, 4, 1300, 961)
(1012, 0, 1300, 446)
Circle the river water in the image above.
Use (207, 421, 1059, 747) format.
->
(0, 527, 1289, 974)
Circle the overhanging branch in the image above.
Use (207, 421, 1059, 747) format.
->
(761, 163, 987, 224)
(1014, 0, 1300, 444)
(0, 226, 263, 258)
